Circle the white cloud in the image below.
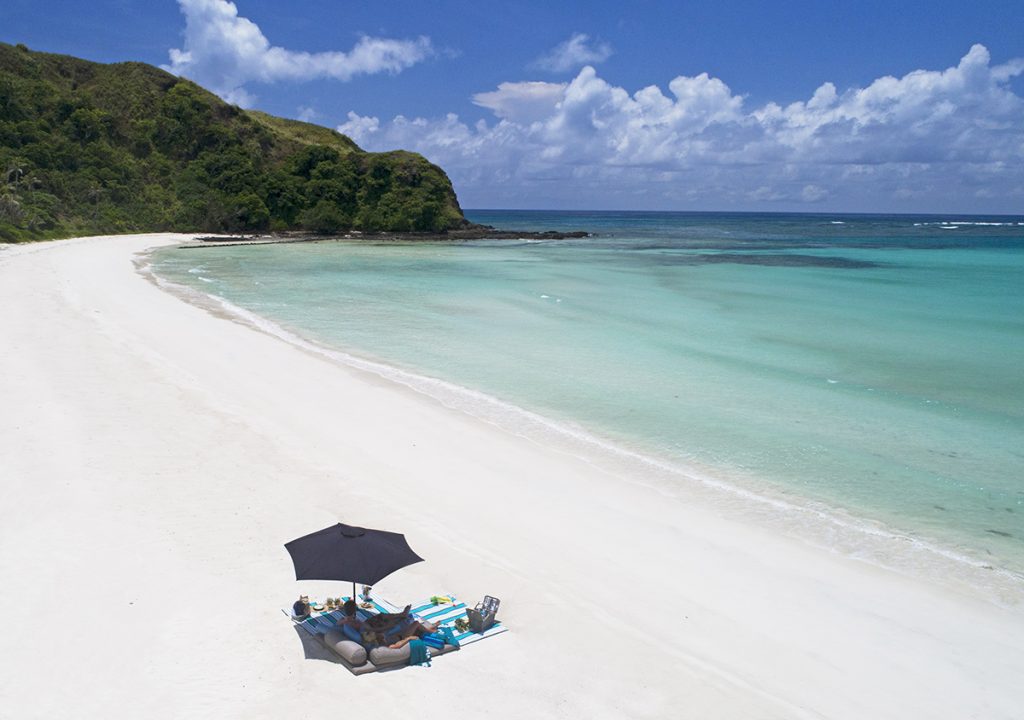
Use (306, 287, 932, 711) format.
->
(532, 33, 612, 73)
(165, 0, 432, 106)
(801, 184, 828, 202)
(296, 106, 318, 123)
(472, 81, 567, 123)
(337, 111, 381, 140)
(340, 46, 1024, 211)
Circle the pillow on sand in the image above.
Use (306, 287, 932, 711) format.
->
(323, 630, 368, 666)
(368, 644, 412, 667)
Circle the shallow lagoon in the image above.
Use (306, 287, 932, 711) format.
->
(153, 211, 1024, 579)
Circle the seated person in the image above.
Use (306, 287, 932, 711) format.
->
(340, 601, 438, 648)
(335, 599, 376, 643)
(292, 595, 311, 620)
(338, 600, 364, 629)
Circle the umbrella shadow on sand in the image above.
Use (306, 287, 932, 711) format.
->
(291, 625, 411, 674)
(292, 625, 344, 664)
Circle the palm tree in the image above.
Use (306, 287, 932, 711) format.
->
(5, 162, 23, 189)
(0, 192, 22, 223)
(1, 162, 24, 222)
(87, 184, 104, 222)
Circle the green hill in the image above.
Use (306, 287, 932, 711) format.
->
(0, 42, 466, 242)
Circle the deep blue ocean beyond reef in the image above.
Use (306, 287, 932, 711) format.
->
(152, 211, 1024, 582)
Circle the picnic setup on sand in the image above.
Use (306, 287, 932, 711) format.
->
(283, 522, 507, 674)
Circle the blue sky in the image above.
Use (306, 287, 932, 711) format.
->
(3, 0, 1023, 212)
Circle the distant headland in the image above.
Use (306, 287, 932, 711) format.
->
(1, 43, 469, 242)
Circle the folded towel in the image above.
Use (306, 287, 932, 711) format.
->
(408, 638, 430, 667)
(440, 625, 460, 648)
(421, 624, 460, 650)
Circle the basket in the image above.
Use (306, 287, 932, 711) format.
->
(467, 595, 500, 633)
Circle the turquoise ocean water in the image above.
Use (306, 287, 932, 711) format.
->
(150, 211, 1024, 590)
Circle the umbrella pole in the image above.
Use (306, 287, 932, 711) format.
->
(352, 581, 356, 602)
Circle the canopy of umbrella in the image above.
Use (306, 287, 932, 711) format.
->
(284, 522, 424, 599)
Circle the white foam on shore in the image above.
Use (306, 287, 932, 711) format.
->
(140, 251, 1024, 605)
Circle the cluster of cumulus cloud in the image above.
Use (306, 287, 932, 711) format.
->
(166, 0, 1024, 210)
(340, 45, 1024, 209)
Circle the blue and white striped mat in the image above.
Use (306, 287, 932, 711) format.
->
(377, 595, 508, 646)
(287, 596, 384, 636)
(287, 594, 507, 646)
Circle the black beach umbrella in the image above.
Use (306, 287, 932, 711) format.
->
(284, 522, 424, 600)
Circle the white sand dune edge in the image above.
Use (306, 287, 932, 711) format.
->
(1, 233, 1022, 719)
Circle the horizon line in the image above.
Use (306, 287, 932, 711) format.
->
(462, 208, 1024, 218)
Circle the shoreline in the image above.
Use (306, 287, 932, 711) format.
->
(3, 234, 1024, 719)
(141, 244, 1024, 606)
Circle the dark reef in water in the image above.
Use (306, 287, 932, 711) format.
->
(182, 224, 590, 248)
(361, 224, 591, 241)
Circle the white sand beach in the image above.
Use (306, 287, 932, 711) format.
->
(2, 233, 1023, 719)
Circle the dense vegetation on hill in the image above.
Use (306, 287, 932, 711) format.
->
(0, 43, 465, 242)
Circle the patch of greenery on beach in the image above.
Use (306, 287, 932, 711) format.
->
(0, 42, 465, 242)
